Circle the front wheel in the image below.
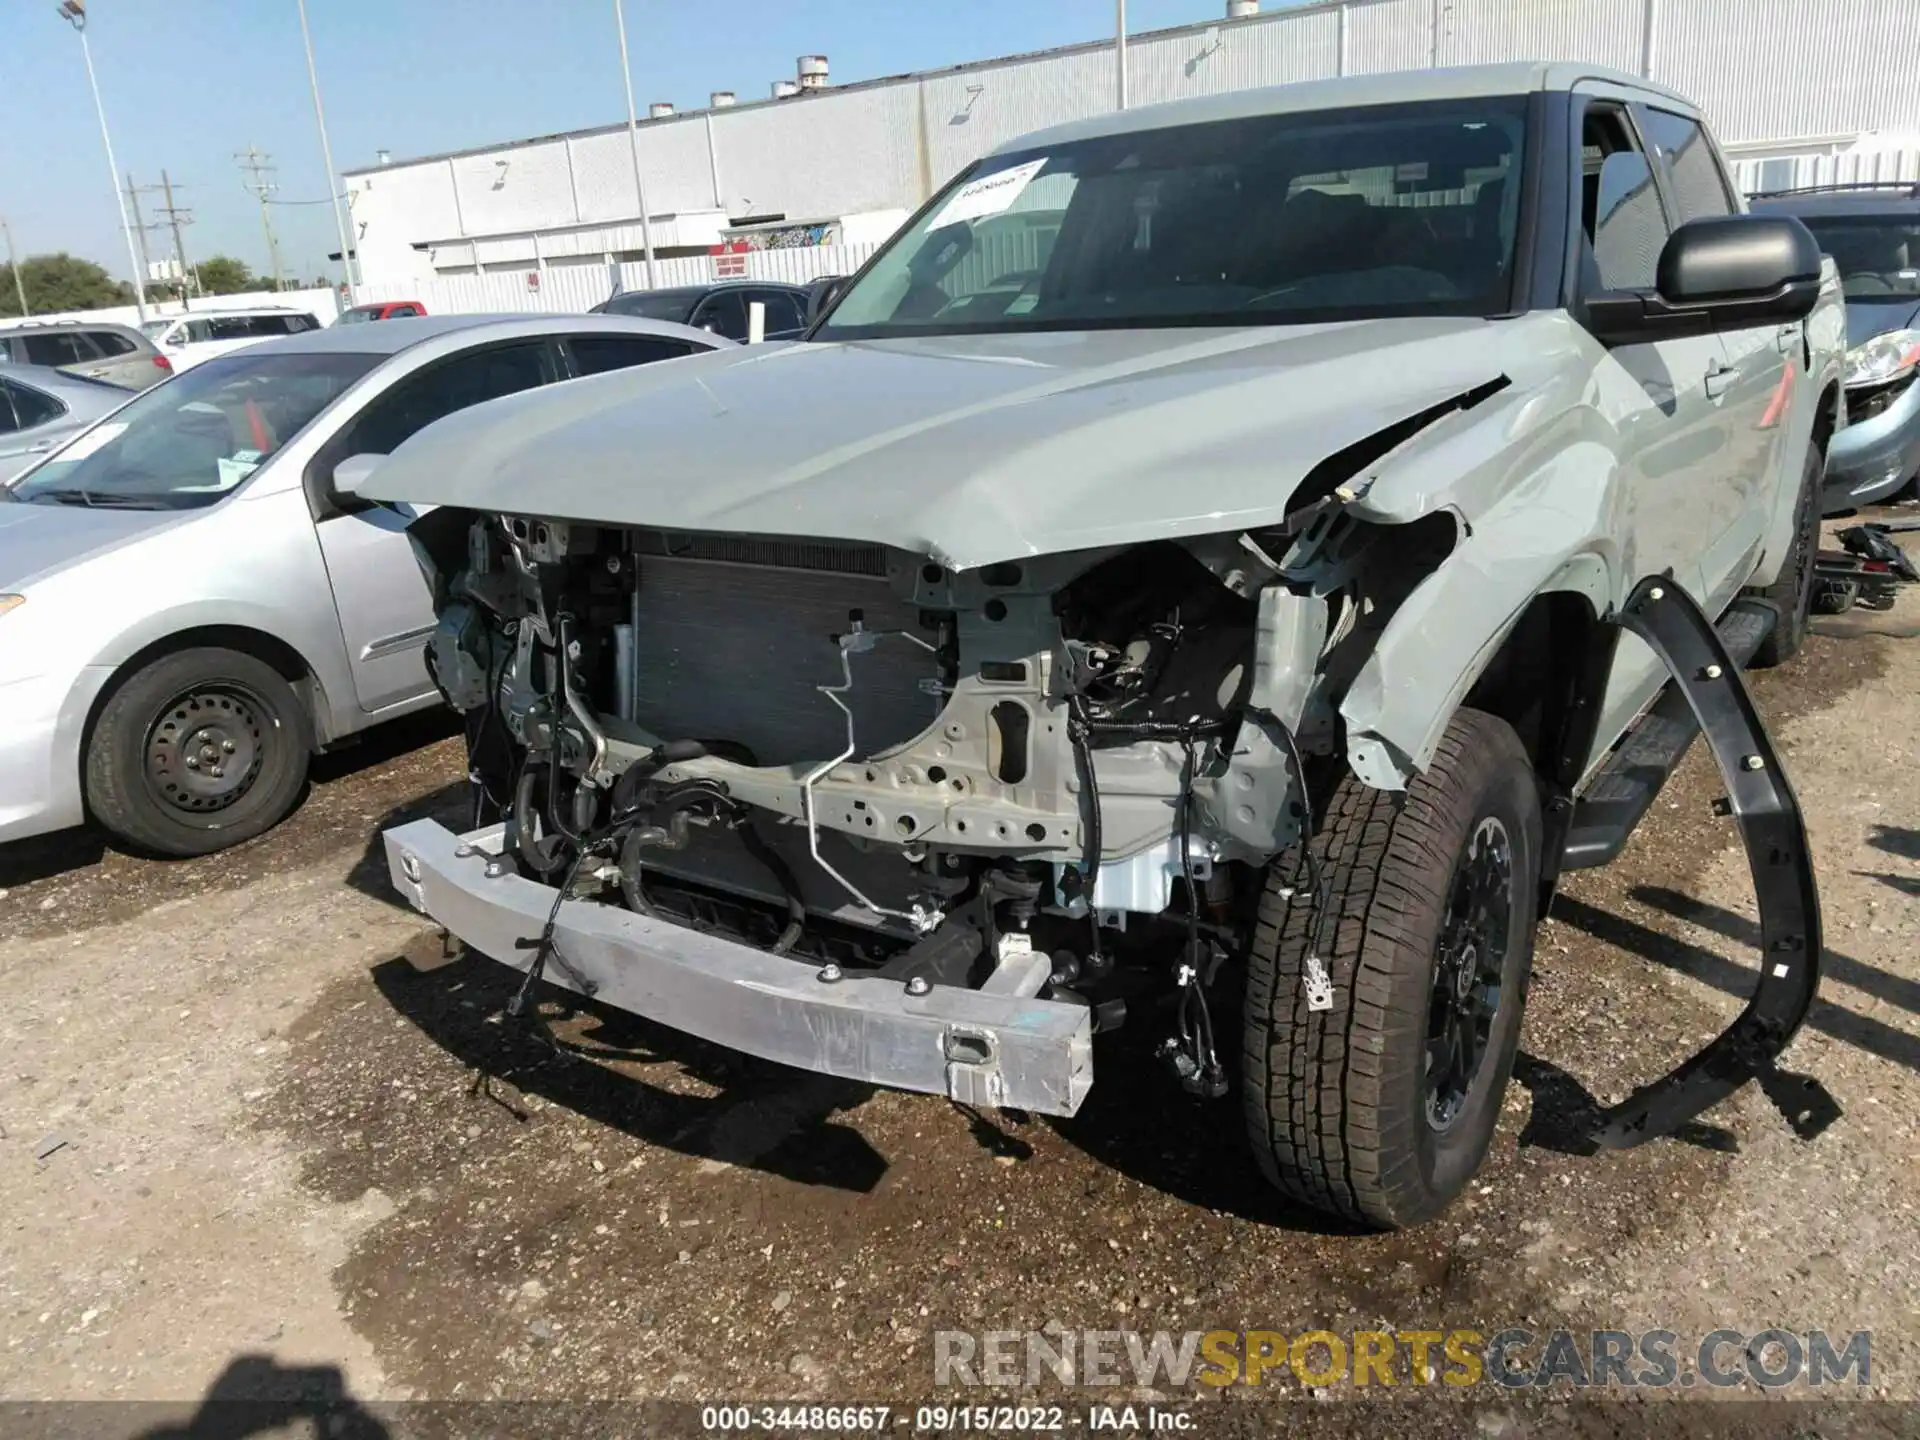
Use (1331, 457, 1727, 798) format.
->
(85, 647, 312, 857)
(1241, 709, 1540, 1229)
(1746, 440, 1825, 668)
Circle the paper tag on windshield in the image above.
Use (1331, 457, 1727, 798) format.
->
(930, 158, 1047, 228)
(216, 452, 262, 489)
(52, 422, 126, 463)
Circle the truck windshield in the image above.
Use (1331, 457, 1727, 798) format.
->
(818, 97, 1529, 339)
(11, 351, 379, 509)
(1796, 216, 1920, 300)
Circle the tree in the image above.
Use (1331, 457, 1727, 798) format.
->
(0, 252, 134, 319)
(196, 255, 258, 295)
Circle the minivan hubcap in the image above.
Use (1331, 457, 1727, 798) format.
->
(1426, 816, 1513, 1131)
(146, 688, 267, 815)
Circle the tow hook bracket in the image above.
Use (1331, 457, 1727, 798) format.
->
(1589, 578, 1822, 1150)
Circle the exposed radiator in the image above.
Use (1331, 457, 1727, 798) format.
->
(630, 555, 940, 765)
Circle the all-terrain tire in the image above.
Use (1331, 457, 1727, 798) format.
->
(85, 647, 312, 857)
(1746, 441, 1824, 668)
(1242, 708, 1540, 1229)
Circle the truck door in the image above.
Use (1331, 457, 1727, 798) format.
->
(1572, 96, 1740, 759)
(306, 340, 560, 713)
(1640, 103, 1788, 615)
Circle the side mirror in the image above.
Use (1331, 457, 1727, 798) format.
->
(332, 452, 384, 496)
(805, 275, 845, 326)
(1587, 214, 1822, 344)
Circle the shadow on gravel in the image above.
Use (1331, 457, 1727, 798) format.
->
(1554, 893, 1920, 1074)
(136, 1353, 388, 1440)
(1867, 822, 1920, 862)
(370, 944, 889, 1192)
(1047, 1024, 1374, 1236)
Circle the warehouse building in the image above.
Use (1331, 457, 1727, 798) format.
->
(345, 0, 1920, 305)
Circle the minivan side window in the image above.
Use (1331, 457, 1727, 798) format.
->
(22, 333, 91, 367)
(0, 377, 65, 429)
(1639, 109, 1735, 224)
(567, 335, 699, 376)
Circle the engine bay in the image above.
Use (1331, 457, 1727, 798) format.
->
(417, 508, 1344, 1091)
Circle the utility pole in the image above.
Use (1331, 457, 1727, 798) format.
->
(124, 174, 157, 303)
(134, 172, 197, 310)
(1, 217, 28, 317)
(235, 146, 285, 292)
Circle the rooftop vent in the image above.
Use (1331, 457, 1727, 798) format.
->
(648, 102, 675, 118)
(710, 90, 737, 108)
(772, 78, 801, 99)
(798, 54, 829, 90)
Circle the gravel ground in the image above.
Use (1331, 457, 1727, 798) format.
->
(0, 543, 1915, 1438)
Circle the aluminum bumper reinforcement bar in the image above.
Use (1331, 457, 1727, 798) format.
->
(381, 818, 1094, 1116)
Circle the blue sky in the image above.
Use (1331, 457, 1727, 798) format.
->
(0, 1, 1243, 287)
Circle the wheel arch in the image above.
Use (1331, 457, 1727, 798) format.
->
(79, 625, 333, 802)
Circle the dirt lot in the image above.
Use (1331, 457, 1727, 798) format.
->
(1, 548, 1916, 1437)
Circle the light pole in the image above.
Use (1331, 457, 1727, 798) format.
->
(613, 0, 660, 290)
(57, 1, 147, 322)
(297, 0, 358, 296)
(1115, 0, 1128, 110)
(2, 217, 29, 317)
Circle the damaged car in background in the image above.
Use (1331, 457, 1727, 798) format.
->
(366, 64, 1843, 1228)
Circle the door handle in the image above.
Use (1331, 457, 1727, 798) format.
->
(27, 440, 55, 452)
(1704, 364, 1736, 401)
(1775, 324, 1800, 355)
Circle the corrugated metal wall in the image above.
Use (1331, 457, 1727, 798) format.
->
(348, 0, 1920, 293)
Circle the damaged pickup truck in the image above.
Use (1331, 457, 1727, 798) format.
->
(366, 64, 1844, 1227)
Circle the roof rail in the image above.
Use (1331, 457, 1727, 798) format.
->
(1749, 180, 1920, 200)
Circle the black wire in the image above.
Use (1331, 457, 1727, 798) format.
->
(1066, 694, 1104, 960)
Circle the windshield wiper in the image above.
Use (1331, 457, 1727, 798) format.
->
(25, 487, 171, 510)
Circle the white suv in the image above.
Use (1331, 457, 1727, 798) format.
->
(139, 308, 325, 373)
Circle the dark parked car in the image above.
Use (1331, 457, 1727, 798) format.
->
(590, 281, 809, 341)
(1754, 183, 1920, 511)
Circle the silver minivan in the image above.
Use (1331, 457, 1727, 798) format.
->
(0, 312, 725, 856)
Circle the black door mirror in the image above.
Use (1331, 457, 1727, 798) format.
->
(1587, 214, 1822, 344)
(804, 275, 845, 326)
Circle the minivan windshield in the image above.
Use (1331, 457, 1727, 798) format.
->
(818, 97, 1529, 339)
(1796, 216, 1920, 300)
(10, 350, 379, 509)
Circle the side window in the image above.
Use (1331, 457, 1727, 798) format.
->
(243, 316, 292, 338)
(90, 331, 136, 357)
(22, 333, 90, 367)
(335, 342, 554, 464)
(1579, 105, 1670, 292)
(691, 290, 748, 340)
(1639, 109, 1735, 224)
(567, 335, 696, 376)
(3, 378, 65, 429)
(205, 318, 253, 341)
(0, 380, 18, 433)
(390, 304, 419, 318)
(183, 321, 213, 344)
(751, 289, 806, 332)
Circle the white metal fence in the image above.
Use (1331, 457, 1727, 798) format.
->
(355, 243, 881, 316)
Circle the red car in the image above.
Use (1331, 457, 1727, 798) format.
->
(336, 300, 428, 324)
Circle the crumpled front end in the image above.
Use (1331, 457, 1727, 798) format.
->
(388, 500, 1404, 1106)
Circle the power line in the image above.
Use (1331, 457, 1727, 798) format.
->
(235, 145, 286, 292)
(128, 171, 197, 309)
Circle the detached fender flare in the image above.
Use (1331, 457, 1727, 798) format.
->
(1339, 440, 1623, 791)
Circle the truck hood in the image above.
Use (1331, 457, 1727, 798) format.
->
(0, 499, 184, 592)
(359, 317, 1540, 570)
